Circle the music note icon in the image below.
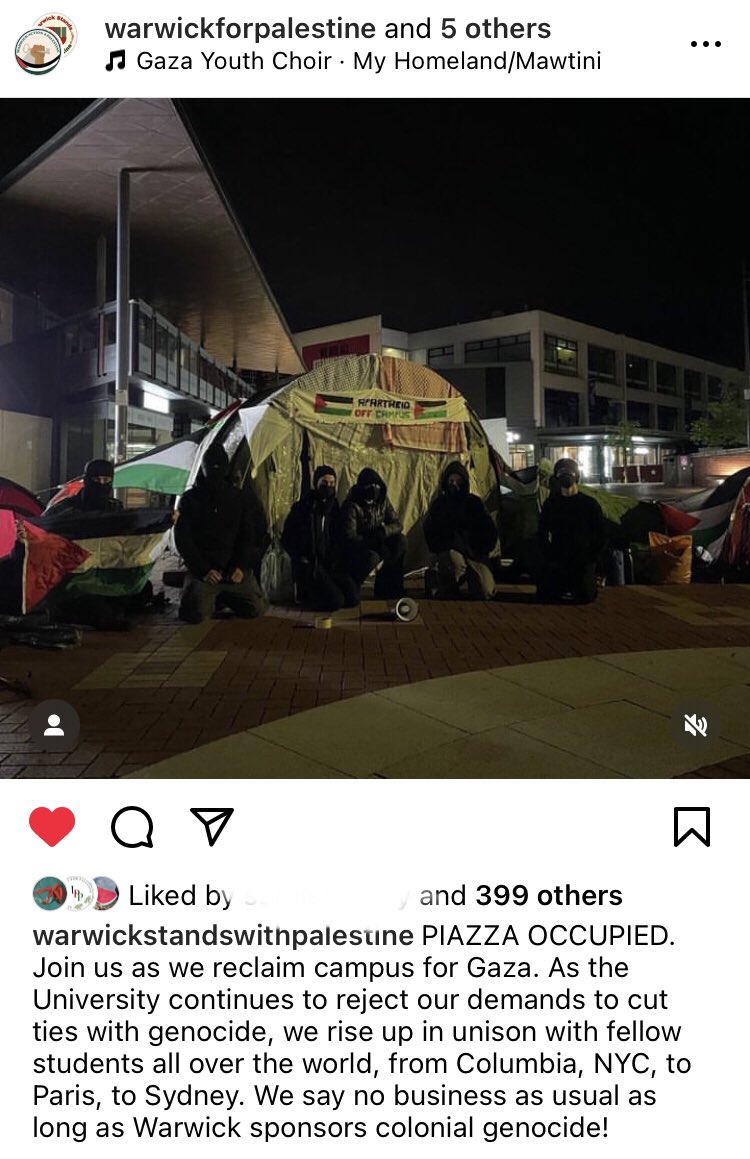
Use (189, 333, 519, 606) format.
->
(106, 49, 125, 71)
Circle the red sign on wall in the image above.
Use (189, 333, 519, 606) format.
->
(301, 334, 370, 371)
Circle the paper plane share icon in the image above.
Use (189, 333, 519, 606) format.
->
(190, 808, 234, 847)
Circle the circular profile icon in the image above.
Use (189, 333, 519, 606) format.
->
(29, 699, 80, 753)
(15, 28, 63, 74)
(94, 877, 120, 911)
(33, 876, 67, 910)
(36, 13, 77, 55)
(66, 875, 95, 912)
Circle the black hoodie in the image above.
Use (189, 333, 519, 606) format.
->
(174, 444, 254, 578)
(341, 467, 402, 545)
(423, 461, 498, 559)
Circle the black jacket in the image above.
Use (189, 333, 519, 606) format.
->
(423, 461, 497, 560)
(175, 475, 255, 579)
(341, 468, 402, 546)
(539, 491, 607, 565)
(281, 492, 342, 571)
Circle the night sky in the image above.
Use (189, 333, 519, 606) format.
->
(2, 99, 749, 367)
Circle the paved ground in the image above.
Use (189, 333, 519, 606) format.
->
(2, 583, 750, 778)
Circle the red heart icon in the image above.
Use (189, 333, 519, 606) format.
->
(29, 807, 75, 847)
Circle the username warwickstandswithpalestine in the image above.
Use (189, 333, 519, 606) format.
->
(36, 922, 671, 950)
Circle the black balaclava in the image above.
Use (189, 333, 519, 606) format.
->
(357, 467, 383, 505)
(200, 443, 230, 495)
(313, 464, 337, 503)
(443, 460, 469, 500)
(82, 459, 115, 510)
(553, 457, 580, 493)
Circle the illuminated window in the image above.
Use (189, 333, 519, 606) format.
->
(544, 335, 578, 376)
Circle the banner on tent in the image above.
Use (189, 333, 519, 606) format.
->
(290, 389, 469, 426)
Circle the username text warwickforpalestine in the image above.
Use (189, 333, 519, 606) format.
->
(104, 17, 553, 42)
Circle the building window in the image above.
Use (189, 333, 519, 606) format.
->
(684, 369, 702, 400)
(656, 362, 677, 393)
(626, 354, 649, 389)
(382, 346, 409, 360)
(627, 400, 651, 427)
(464, 333, 530, 364)
(588, 345, 616, 383)
(590, 396, 621, 425)
(545, 388, 580, 427)
(657, 405, 679, 432)
(707, 375, 722, 401)
(544, 335, 578, 376)
(427, 344, 454, 368)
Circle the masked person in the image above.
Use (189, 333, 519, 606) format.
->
(281, 465, 359, 612)
(537, 458, 607, 604)
(423, 461, 498, 599)
(174, 442, 268, 624)
(55, 459, 123, 514)
(341, 467, 406, 600)
(44, 458, 133, 629)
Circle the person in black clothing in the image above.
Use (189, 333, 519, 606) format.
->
(341, 467, 406, 599)
(46, 458, 131, 629)
(281, 465, 359, 612)
(537, 458, 607, 604)
(174, 442, 267, 624)
(423, 461, 498, 599)
(55, 459, 123, 514)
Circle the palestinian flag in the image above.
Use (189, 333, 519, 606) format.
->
(39, 508, 172, 599)
(0, 519, 89, 614)
(113, 433, 203, 496)
(413, 400, 448, 421)
(661, 466, 750, 558)
(314, 393, 353, 417)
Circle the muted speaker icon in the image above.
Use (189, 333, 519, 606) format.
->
(683, 713, 708, 738)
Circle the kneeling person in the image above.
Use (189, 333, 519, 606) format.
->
(537, 458, 606, 604)
(175, 443, 268, 624)
(424, 461, 498, 599)
(341, 468, 406, 599)
(281, 465, 358, 611)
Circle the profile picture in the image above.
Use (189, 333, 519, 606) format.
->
(94, 877, 119, 910)
(33, 876, 67, 910)
(65, 875, 95, 912)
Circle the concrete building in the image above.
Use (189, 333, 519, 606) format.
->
(0, 98, 303, 496)
(295, 311, 743, 482)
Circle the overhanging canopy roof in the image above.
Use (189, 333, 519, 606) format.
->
(0, 98, 303, 375)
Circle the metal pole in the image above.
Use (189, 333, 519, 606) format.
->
(114, 169, 131, 463)
(96, 233, 107, 307)
(743, 261, 750, 447)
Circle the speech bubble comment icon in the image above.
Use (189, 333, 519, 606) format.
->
(111, 806, 154, 849)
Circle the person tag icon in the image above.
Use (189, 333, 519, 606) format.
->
(43, 713, 65, 737)
(30, 700, 80, 752)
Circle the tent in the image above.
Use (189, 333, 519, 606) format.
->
(0, 476, 43, 519)
(183, 355, 504, 571)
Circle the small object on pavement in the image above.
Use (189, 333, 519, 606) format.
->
(394, 597, 419, 623)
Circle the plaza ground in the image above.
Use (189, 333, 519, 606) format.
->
(2, 582, 750, 779)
